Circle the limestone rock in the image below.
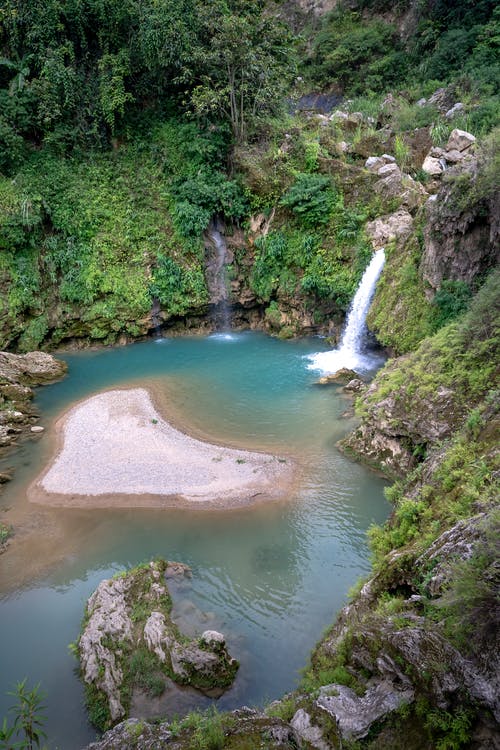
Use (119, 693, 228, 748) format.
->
(373, 167, 427, 212)
(79, 575, 134, 723)
(0, 351, 67, 386)
(316, 682, 414, 740)
(366, 209, 413, 250)
(422, 155, 445, 176)
(290, 709, 329, 750)
(442, 148, 465, 163)
(365, 154, 396, 174)
(446, 128, 476, 152)
(343, 379, 364, 393)
(79, 560, 238, 730)
(445, 102, 465, 119)
(416, 514, 486, 596)
(422, 160, 500, 294)
(316, 368, 358, 385)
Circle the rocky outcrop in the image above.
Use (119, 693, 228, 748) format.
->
(86, 710, 301, 750)
(365, 208, 414, 250)
(0, 351, 67, 483)
(340, 354, 461, 476)
(79, 561, 238, 730)
(317, 681, 414, 740)
(422, 156, 500, 295)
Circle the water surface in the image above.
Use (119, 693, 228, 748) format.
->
(0, 333, 388, 749)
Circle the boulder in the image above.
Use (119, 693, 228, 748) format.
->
(316, 368, 358, 385)
(290, 709, 329, 750)
(422, 155, 445, 176)
(366, 208, 414, 250)
(446, 128, 476, 153)
(316, 682, 414, 740)
(442, 148, 465, 163)
(343, 379, 364, 393)
(445, 102, 464, 120)
(365, 154, 396, 174)
(0, 351, 67, 386)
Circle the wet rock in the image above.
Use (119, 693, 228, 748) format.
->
(316, 681, 414, 740)
(165, 561, 192, 580)
(316, 368, 358, 385)
(446, 128, 476, 152)
(30, 425, 44, 433)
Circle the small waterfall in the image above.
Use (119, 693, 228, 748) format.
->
(308, 249, 386, 374)
(206, 219, 232, 332)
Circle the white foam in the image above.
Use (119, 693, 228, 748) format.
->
(308, 249, 385, 375)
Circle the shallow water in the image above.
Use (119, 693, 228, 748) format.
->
(0, 332, 389, 749)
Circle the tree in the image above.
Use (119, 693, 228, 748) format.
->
(189, 1, 296, 143)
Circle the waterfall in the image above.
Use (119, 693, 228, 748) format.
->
(206, 219, 231, 332)
(308, 249, 386, 374)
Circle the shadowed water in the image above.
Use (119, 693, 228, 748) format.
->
(0, 333, 389, 749)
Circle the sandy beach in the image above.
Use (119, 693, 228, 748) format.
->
(28, 388, 294, 508)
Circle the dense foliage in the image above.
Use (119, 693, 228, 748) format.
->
(305, 0, 500, 113)
(0, 0, 295, 171)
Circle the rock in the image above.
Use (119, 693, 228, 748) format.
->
(79, 560, 238, 730)
(422, 160, 500, 294)
(416, 97, 427, 107)
(0, 351, 67, 386)
(365, 154, 396, 174)
(79, 575, 134, 723)
(416, 514, 486, 596)
(377, 163, 400, 178)
(316, 368, 358, 385)
(366, 209, 414, 250)
(373, 167, 427, 212)
(446, 128, 476, 153)
(422, 155, 445, 176)
(445, 102, 465, 119)
(165, 561, 192, 579)
(316, 682, 414, 740)
(428, 86, 456, 113)
(343, 379, 364, 393)
(85, 718, 173, 750)
(442, 148, 465, 163)
(290, 708, 329, 749)
(170, 629, 238, 691)
(30, 425, 44, 433)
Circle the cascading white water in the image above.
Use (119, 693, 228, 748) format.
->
(308, 248, 386, 374)
(207, 220, 232, 333)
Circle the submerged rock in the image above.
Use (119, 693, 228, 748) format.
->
(78, 560, 238, 730)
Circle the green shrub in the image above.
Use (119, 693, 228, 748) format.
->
(279, 173, 336, 229)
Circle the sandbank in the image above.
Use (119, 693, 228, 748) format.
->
(28, 388, 294, 509)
